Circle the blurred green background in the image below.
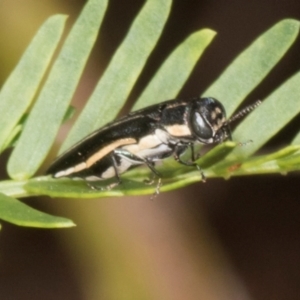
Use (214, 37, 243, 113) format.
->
(1, 1, 300, 299)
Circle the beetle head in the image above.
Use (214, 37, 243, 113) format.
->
(191, 97, 261, 144)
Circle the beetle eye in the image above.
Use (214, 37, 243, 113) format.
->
(192, 112, 213, 140)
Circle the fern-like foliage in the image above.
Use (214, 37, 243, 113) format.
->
(0, 0, 299, 228)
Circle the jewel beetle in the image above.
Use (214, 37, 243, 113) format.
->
(47, 97, 260, 192)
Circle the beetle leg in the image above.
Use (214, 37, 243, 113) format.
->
(86, 182, 100, 190)
(86, 153, 122, 190)
(173, 144, 206, 182)
(114, 149, 161, 177)
(114, 149, 162, 195)
(143, 162, 157, 184)
(150, 178, 162, 200)
(190, 143, 196, 161)
(106, 153, 122, 189)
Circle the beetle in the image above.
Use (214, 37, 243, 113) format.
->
(47, 96, 260, 193)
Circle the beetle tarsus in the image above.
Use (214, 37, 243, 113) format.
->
(86, 179, 122, 191)
(237, 139, 253, 147)
(144, 177, 155, 185)
(196, 165, 206, 182)
(108, 154, 122, 189)
(150, 178, 162, 200)
(174, 144, 206, 182)
(86, 182, 105, 191)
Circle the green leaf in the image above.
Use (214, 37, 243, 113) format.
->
(60, 0, 172, 152)
(0, 15, 67, 153)
(0, 192, 75, 228)
(2, 124, 22, 150)
(8, 0, 108, 180)
(21, 18, 300, 199)
(133, 29, 216, 110)
(203, 19, 300, 116)
(22, 144, 300, 198)
(229, 71, 300, 158)
(239, 145, 300, 173)
(0, 180, 28, 198)
(2, 13, 300, 205)
(19, 142, 241, 198)
(63, 106, 76, 123)
(291, 130, 300, 145)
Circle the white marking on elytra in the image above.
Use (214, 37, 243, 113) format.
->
(55, 167, 72, 177)
(115, 158, 133, 174)
(54, 170, 70, 178)
(86, 138, 136, 168)
(54, 162, 87, 178)
(74, 162, 87, 173)
(54, 138, 136, 177)
(85, 175, 102, 181)
(101, 166, 116, 179)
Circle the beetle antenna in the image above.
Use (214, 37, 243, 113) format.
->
(226, 100, 261, 124)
